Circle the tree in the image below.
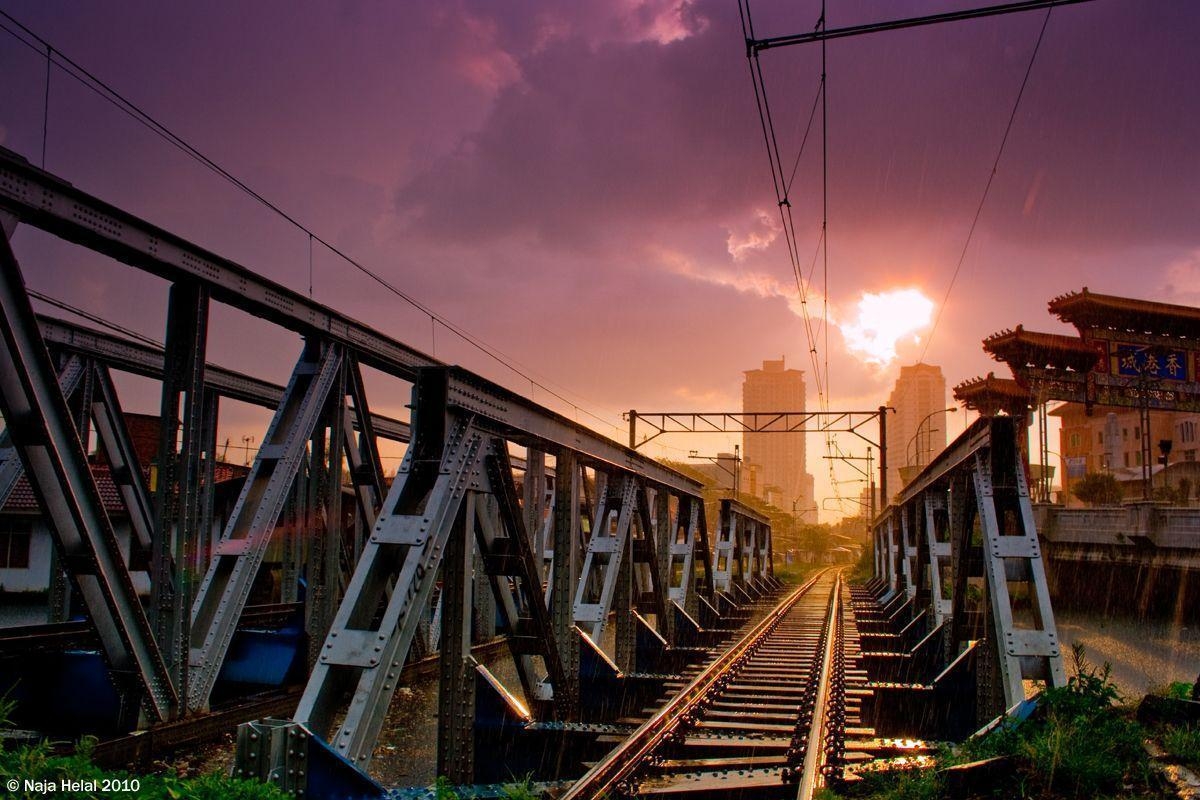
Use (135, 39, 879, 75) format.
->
(1071, 472, 1122, 506)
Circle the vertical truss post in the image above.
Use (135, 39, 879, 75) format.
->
(343, 359, 386, 532)
(307, 368, 347, 661)
(149, 281, 210, 711)
(523, 448, 546, 581)
(573, 474, 637, 645)
(437, 493, 475, 783)
(693, 501, 714, 607)
(886, 514, 899, 594)
(189, 340, 344, 711)
(614, 535, 634, 672)
(713, 501, 734, 593)
(632, 486, 670, 636)
(91, 365, 155, 556)
(550, 450, 580, 718)
(0, 228, 176, 722)
(923, 493, 951, 627)
(900, 505, 917, 600)
(296, 373, 484, 767)
(196, 390, 219, 575)
(653, 488, 673, 642)
(479, 442, 568, 713)
(280, 467, 304, 605)
(947, 472, 974, 664)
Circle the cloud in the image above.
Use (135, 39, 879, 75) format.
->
(726, 210, 781, 261)
(654, 246, 822, 320)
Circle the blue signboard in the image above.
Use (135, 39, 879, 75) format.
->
(1114, 344, 1189, 382)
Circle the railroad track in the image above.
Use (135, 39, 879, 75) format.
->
(561, 569, 873, 800)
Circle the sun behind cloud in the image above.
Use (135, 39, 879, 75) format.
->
(840, 288, 934, 365)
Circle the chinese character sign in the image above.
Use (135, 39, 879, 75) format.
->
(1114, 344, 1190, 381)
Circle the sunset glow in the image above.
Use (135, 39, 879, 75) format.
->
(840, 288, 935, 366)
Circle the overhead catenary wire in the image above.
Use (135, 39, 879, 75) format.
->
(920, 5, 1053, 362)
(740, 0, 848, 514)
(0, 9, 632, 443)
(738, 0, 828, 411)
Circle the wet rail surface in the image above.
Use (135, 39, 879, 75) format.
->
(561, 569, 873, 800)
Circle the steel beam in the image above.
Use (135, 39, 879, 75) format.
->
(296, 402, 486, 767)
(875, 417, 1066, 713)
(149, 282, 210, 709)
(0, 227, 176, 722)
(550, 451, 581, 718)
(90, 363, 155, 554)
(0, 353, 87, 508)
(188, 341, 344, 710)
(37, 314, 412, 443)
(573, 474, 637, 645)
(0, 147, 436, 379)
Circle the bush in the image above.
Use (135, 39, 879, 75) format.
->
(1070, 472, 1123, 506)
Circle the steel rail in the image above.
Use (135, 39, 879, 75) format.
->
(797, 574, 842, 800)
(560, 569, 831, 800)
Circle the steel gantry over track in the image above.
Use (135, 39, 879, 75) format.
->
(0, 146, 766, 790)
(868, 415, 1066, 727)
(626, 407, 892, 499)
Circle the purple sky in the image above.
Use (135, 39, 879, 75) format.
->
(1, 1, 1198, 518)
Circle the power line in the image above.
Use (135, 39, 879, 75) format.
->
(0, 9, 630, 441)
(738, 0, 829, 409)
(921, 6, 1054, 361)
(28, 288, 162, 348)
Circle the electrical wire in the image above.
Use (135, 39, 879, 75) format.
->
(28, 288, 163, 348)
(0, 9, 631, 442)
(738, 0, 828, 409)
(920, 6, 1053, 361)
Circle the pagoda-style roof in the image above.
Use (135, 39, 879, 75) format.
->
(982, 325, 1101, 371)
(1049, 287, 1200, 340)
(953, 373, 1031, 415)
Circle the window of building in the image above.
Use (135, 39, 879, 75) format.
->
(1098, 432, 1104, 445)
(0, 519, 31, 569)
(1136, 451, 1143, 466)
(1134, 426, 1141, 439)
(1124, 452, 1130, 467)
(1070, 432, 1081, 449)
(1186, 449, 1197, 462)
(1181, 422, 1197, 444)
(1123, 428, 1128, 440)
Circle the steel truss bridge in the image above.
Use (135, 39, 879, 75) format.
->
(0, 146, 1068, 799)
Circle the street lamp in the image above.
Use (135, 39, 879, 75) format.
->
(906, 407, 958, 468)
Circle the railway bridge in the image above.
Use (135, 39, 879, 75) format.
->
(0, 149, 1073, 799)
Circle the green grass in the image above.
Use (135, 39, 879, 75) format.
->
(0, 694, 286, 800)
(0, 736, 287, 800)
(1161, 724, 1200, 772)
(774, 561, 820, 585)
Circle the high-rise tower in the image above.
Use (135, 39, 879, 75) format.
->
(885, 363, 949, 494)
(742, 358, 814, 516)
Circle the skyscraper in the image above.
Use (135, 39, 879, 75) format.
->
(885, 363, 949, 495)
(742, 358, 814, 516)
